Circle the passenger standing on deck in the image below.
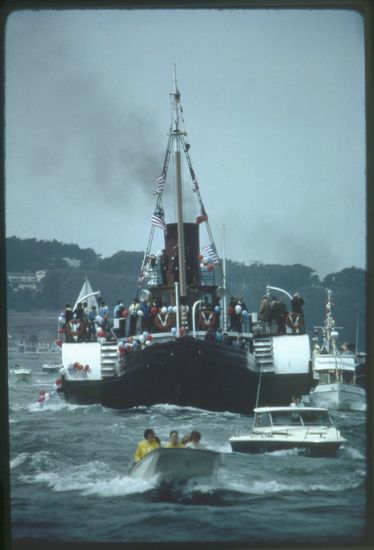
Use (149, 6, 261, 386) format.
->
(113, 300, 126, 338)
(74, 302, 85, 319)
(259, 295, 271, 333)
(278, 300, 288, 334)
(87, 305, 97, 341)
(291, 293, 305, 333)
(98, 301, 109, 319)
(101, 314, 112, 339)
(229, 297, 242, 332)
(128, 298, 139, 335)
(140, 300, 151, 332)
(64, 304, 73, 323)
(134, 429, 160, 462)
(270, 297, 281, 334)
(149, 301, 158, 333)
(63, 304, 73, 341)
(291, 293, 304, 316)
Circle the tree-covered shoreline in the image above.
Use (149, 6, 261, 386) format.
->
(6, 236, 366, 350)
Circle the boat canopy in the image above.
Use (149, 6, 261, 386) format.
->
(254, 408, 333, 428)
(314, 355, 356, 371)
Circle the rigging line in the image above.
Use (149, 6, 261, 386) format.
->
(179, 135, 232, 297)
(136, 224, 156, 295)
(161, 128, 174, 175)
(136, 132, 175, 293)
(255, 366, 263, 408)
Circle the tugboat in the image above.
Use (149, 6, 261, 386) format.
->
(302, 290, 366, 411)
(58, 72, 314, 413)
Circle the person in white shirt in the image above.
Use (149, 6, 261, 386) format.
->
(185, 430, 206, 449)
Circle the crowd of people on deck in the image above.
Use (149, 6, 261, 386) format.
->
(258, 293, 305, 334)
(57, 291, 305, 345)
(133, 428, 206, 463)
(142, 247, 203, 287)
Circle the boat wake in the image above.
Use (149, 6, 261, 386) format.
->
(212, 475, 366, 499)
(11, 447, 366, 504)
(343, 446, 365, 460)
(114, 403, 240, 421)
(27, 399, 83, 413)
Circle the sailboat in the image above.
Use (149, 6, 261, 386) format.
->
(302, 290, 366, 411)
(73, 277, 100, 311)
(58, 74, 314, 412)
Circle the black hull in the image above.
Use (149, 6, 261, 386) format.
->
(59, 336, 314, 414)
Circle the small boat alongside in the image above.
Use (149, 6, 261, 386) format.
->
(229, 406, 346, 457)
(302, 290, 366, 411)
(10, 365, 32, 382)
(128, 447, 221, 483)
(42, 362, 63, 374)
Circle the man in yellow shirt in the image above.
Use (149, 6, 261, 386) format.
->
(134, 429, 160, 462)
(164, 430, 184, 448)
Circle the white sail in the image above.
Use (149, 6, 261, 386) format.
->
(73, 277, 100, 311)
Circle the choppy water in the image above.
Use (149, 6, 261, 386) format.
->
(8, 357, 368, 546)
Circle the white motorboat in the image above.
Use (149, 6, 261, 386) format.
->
(229, 406, 346, 457)
(305, 372, 366, 411)
(10, 366, 32, 382)
(303, 290, 366, 411)
(42, 362, 63, 374)
(128, 447, 221, 483)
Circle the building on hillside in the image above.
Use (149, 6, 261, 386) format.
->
(63, 258, 81, 267)
(7, 271, 46, 292)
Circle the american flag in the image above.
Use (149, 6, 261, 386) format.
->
(154, 173, 165, 195)
(151, 212, 166, 231)
(203, 244, 219, 264)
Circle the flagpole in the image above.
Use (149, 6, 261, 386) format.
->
(222, 224, 228, 332)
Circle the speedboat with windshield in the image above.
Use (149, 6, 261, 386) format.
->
(128, 447, 221, 484)
(229, 406, 346, 456)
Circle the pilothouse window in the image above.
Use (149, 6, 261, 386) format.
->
(300, 411, 333, 426)
(271, 412, 303, 426)
(255, 413, 271, 427)
(342, 371, 354, 384)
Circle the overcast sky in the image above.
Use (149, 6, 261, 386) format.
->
(5, 8, 366, 278)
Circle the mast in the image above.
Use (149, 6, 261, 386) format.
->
(171, 66, 187, 297)
(138, 68, 228, 305)
(325, 289, 334, 353)
(324, 289, 343, 354)
(222, 224, 228, 331)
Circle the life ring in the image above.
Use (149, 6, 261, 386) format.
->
(68, 362, 91, 376)
(198, 311, 217, 330)
(154, 312, 175, 332)
(65, 321, 80, 341)
(287, 313, 303, 333)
